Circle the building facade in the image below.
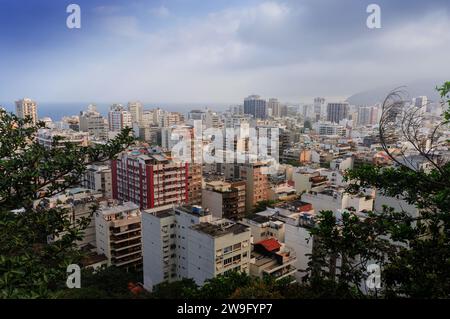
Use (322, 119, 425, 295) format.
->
(95, 200, 142, 270)
(142, 205, 252, 291)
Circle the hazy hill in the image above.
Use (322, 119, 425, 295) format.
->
(346, 79, 445, 106)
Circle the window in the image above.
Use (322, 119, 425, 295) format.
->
(224, 246, 232, 254)
(224, 257, 232, 266)
(233, 243, 241, 250)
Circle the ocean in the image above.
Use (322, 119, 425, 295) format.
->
(0, 102, 232, 121)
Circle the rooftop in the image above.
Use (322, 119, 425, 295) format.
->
(99, 201, 140, 216)
(191, 221, 249, 237)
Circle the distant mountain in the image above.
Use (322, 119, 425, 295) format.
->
(346, 79, 445, 106)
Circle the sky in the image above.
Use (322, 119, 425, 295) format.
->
(0, 0, 449, 105)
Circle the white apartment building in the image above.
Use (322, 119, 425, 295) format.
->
(128, 101, 143, 124)
(284, 213, 316, 281)
(330, 156, 354, 171)
(82, 163, 112, 198)
(95, 201, 142, 270)
(291, 167, 328, 193)
(317, 122, 346, 136)
(79, 104, 108, 140)
(248, 204, 314, 282)
(301, 185, 374, 214)
(142, 205, 251, 291)
(108, 104, 133, 131)
(37, 128, 89, 149)
(241, 214, 285, 243)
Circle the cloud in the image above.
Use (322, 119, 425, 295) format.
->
(2, 0, 450, 104)
(150, 5, 170, 18)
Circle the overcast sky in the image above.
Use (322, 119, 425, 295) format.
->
(0, 0, 449, 104)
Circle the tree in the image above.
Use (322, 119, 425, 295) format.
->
(251, 200, 279, 214)
(56, 266, 148, 299)
(304, 82, 450, 298)
(0, 110, 133, 298)
(199, 271, 253, 299)
(304, 120, 312, 130)
(152, 278, 199, 299)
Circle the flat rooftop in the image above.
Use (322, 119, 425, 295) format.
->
(191, 222, 249, 237)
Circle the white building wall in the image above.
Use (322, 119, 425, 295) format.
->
(141, 212, 171, 291)
(285, 223, 313, 281)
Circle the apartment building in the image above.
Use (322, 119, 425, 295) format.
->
(317, 122, 346, 136)
(94, 200, 142, 270)
(301, 185, 374, 214)
(37, 128, 89, 149)
(202, 180, 246, 220)
(142, 205, 251, 291)
(79, 104, 108, 140)
(15, 98, 37, 125)
(82, 163, 112, 198)
(248, 203, 315, 282)
(108, 104, 132, 131)
(111, 148, 190, 209)
(44, 188, 103, 249)
(250, 238, 297, 282)
(160, 124, 203, 205)
(291, 168, 329, 193)
(241, 214, 285, 243)
(284, 211, 316, 281)
(239, 162, 270, 212)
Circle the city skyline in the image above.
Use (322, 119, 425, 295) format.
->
(1, 0, 449, 105)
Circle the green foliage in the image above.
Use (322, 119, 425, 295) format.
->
(251, 200, 279, 214)
(149, 272, 302, 299)
(199, 271, 253, 299)
(437, 81, 450, 122)
(0, 110, 133, 298)
(152, 278, 199, 299)
(56, 266, 147, 299)
(304, 120, 312, 130)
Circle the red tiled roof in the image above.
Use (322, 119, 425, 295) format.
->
(256, 238, 281, 252)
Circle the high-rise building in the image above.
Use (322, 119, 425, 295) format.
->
(142, 205, 251, 291)
(160, 112, 184, 127)
(357, 106, 380, 126)
(326, 102, 349, 124)
(268, 98, 281, 118)
(108, 104, 133, 131)
(15, 98, 37, 124)
(314, 97, 326, 120)
(94, 200, 142, 270)
(244, 95, 267, 119)
(302, 104, 314, 120)
(357, 106, 372, 126)
(160, 124, 203, 205)
(187, 109, 207, 122)
(79, 104, 108, 140)
(111, 148, 192, 209)
(128, 101, 144, 124)
(239, 162, 270, 212)
(202, 180, 246, 220)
